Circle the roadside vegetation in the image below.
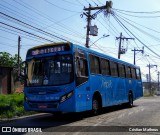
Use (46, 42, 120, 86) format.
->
(0, 93, 36, 119)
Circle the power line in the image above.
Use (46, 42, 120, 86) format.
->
(43, 0, 81, 13)
(115, 12, 160, 34)
(60, 0, 81, 6)
(112, 14, 160, 58)
(98, 14, 119, 35)
(115, 13, 160, 43)
(0, 21, 54, 42)
(113, 8, 160, 14)
(0, 27, 48, 44)
(77, 0, 85, 6)
(113, 10, 160, 18)
(12, 0, 84, 37)
(0, 12, 70, 42)
(0, 3, 85, 41)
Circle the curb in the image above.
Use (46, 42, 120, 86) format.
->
(0, 113, 50, 122)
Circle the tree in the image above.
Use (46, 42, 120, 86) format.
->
(0, 52, 22, 67)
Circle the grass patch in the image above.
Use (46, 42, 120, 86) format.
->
(0, 93, 36, 119)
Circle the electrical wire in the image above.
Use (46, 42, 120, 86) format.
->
(0, 1, 85, 40)
(113, 8, 160, 14)
(0, 22, 54, 42)
(115, 12, 160, 35)
(113, 10, 160, 18)
(112, 14, 160, 58)
(12, 0, 84, 37)
(43, 0, 81, 13)
(60, 0, 82, 6)
(0, 27, 48, 44)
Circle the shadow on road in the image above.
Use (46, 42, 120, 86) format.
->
(0, 104, 138, 132)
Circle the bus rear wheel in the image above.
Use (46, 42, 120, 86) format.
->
(92, 98, 100, 115)
(128, 93, 133, 108)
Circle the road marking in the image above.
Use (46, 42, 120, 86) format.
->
(128, 112, 133, 115)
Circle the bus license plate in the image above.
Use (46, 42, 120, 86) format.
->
(38, 104, 47, 109)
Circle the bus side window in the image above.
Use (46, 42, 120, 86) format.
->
(125, 66, 131, 78)
(89, 55, 101, 74)
(136, 68, 141, 80)
(110, 61, 118, 77)
(101, 58, 110, 76)
(131, 68, 136, 79)
(118, 64, 125, 78)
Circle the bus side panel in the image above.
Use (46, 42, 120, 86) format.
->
(115, 78, 128, 104)
(74, 81, 92, 112)
(125, 79, 132, 95)
(132, 80, 143, 100)
(101, 76, 113, 107)
(125, 79, 143, 101)
(90, 76, 129, 107)
(89, 75, 110, 107)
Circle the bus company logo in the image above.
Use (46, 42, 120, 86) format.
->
(102, 79, 112, 88)
(2, 127, 11, 132)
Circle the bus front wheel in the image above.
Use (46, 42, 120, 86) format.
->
(92, 98, 100, 115)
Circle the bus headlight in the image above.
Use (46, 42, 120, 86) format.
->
(60, 91, 74, 103)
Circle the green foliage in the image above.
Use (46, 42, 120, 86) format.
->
(0, 93, 36, 119)
(0, 52, 22, 67)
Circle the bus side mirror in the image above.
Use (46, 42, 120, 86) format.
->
(19, 61, 27, 81)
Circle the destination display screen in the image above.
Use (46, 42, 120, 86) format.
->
(27, 44, 70, 56)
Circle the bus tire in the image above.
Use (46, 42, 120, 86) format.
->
(127, 93, 133, 108)
(92, 97, 101, 115)
(52, 112, 62, 116)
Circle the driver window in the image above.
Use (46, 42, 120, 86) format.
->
(76, 57, 88, 86)
(76, 58, 88, 77)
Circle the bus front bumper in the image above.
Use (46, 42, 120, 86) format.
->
(24, 96, 75, 113)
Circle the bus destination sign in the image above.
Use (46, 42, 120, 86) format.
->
(28, 44, 70, 56)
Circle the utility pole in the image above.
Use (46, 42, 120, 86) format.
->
(131, 47, 144, 65)
(83, 1, 113, 48)
(116, 32, 134, 59)
(158, 71, 160, 94)
(147, 64, 157, 95)
(18, 36, 21, 74)
(84, 4, 92, 48)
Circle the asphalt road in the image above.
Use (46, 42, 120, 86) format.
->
(1, 96, 160, 135)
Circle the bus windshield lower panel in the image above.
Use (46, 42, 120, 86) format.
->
(27, 54, 73, 86)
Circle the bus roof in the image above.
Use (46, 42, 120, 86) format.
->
(27, 42, 140, 69)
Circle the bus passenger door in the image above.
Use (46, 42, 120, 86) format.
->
(75, 55, 91, 112)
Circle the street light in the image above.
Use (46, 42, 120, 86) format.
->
(89, 34, 109, 47)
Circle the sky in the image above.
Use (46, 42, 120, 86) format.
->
(0, 0, 160, 82)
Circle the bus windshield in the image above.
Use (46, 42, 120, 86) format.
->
(27, 54, 73, 86)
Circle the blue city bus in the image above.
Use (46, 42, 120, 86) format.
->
(24, 42, 143, 115)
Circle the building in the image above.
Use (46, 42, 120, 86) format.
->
(0, 66, 13, 94)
